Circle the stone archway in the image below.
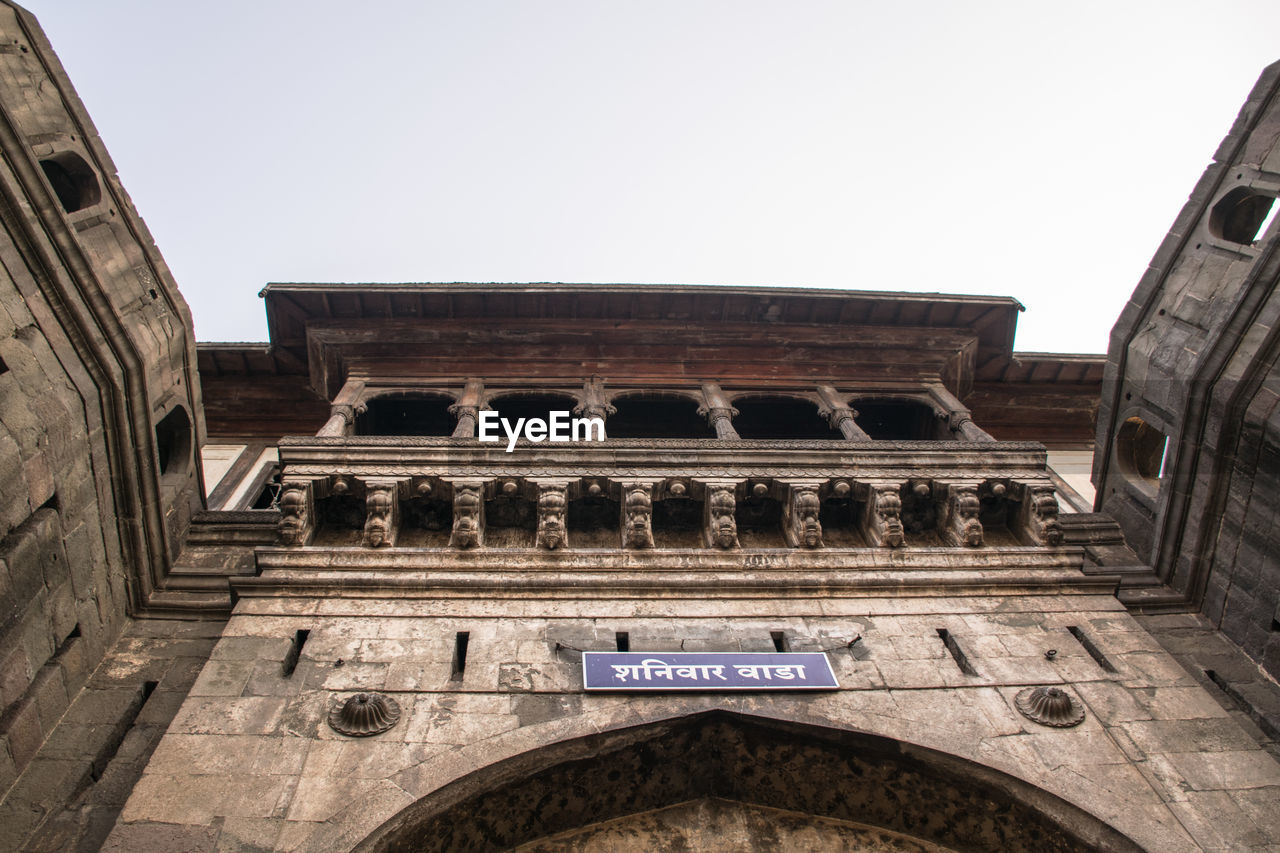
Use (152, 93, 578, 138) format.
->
(355, 712, 1142, 852)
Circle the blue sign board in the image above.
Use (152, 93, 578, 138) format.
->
(582, 651, 839, 692)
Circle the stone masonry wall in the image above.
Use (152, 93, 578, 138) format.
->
(106, 593, 1280, 851)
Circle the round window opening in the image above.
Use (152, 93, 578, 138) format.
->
(1209, 187, 1278, 245)
(1116, 416, 1168, 488)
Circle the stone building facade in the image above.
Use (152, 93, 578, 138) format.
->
(0, 2, 1278, 851)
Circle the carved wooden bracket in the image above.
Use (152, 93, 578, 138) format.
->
(702, 482, 740, 549)
(362, 479, 400, 548)
(620, 481, 658, 549)
(448, 480, 485, 549)
(277, 479, 315, 546)
(858, 482, 904, 548)
(941, 483, 984, 547)
(783, 483, 824, 548)
(1013, 482, 1064, 546)
(534, 481, 570, 550)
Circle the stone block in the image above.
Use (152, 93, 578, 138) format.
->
(4, 695, 44, 769)
(101, 820, 220, 853)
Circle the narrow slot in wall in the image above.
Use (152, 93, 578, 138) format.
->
(771, 630, 790, 652)
(451, 631, 470, 681)
(615, 631, 630, 652)
(1066, 625, 1116, 673)
(936, 628, 978, 675)
(282, 629, 310, 678)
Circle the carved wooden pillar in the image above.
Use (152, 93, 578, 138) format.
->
(941, 482, 984, 547)
(447, 480, 485, 548)
(449, 378, 485, 438)
(276, 479, 315, 546)
(620, 481, 658, 549)
(783, 482, 824, 548)
(362, 479, 401, 548)
(317, 378, 367, 436)
(928, 384, 996, 442)
(573, 376, 616, 438)
(1013, 482, 1064, 545)
(534, 481, 570, 550)
(858, 482, 904, 548)
(816, 385, 872, 440)
(699, 383, 740, 439)
(702, 481, 740, 549)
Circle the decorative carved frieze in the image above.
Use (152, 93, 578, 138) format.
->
(535, 482, 570, 550)
(362, 480, 400, 548)
(620, 481, 657, 549)
(276, 480, 314, 546)
(859, 482, 904, 548)
(784, 483, 824, 548)
(703, 482, 740, 549)
(941, 483, 984, 547)
(448, 481, 485, 548)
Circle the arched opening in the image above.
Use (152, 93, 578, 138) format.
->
(486, 392, 579, 433)
(154, 406, 192, 481)
(355, 712, 1140, 853)
(39, 151, 100, 213)
(1210, 186, 1278, 245)
(1116, 416, 1168, 491)
(853, 398, 945, 440)
(607, 393, 715, 439)
(730, 395, 841, 439)
(355, 393, 456, 436)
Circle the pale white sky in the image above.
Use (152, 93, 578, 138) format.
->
(21, 1, 1280, 352)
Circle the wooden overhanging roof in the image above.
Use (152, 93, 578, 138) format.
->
(196, 283, 1101, 391)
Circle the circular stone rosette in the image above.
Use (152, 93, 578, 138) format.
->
(1015, 686, 1086, 728)
(328, 692, 401, 737)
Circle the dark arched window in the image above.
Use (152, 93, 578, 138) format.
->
(486, 392, 579, 427)
(607, 393, 714, 439)
(852, 398, 945, 440)
(731, 395, 841, 439)
(355, 393, 456, 436)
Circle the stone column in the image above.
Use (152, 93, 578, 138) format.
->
(858, 482, 904, 548)
(619, 481, 659, 549)
(702, 481, 740, 549)
(816, 385, 872, 440)
(698, 383, 740, 439)
(362, 479, 401, 548)
(783, 482, 824, 548)
(276, 479, 315, 546)
(317, 378, 367, 436)
(449, 378, 485, 438)
(447, 480, 485, 549)
(572, 376, 615, 438)
(928, 384, 996, 442)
